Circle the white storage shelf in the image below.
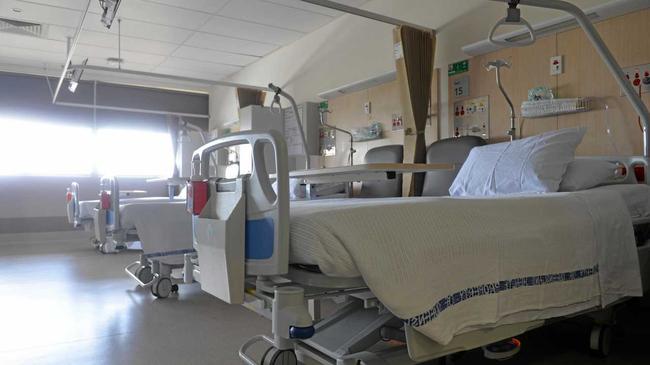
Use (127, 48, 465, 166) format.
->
(521, 98, 591, 118)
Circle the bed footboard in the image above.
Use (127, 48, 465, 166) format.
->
(65, 182, 80, 226)
(190, 130, 290, 304)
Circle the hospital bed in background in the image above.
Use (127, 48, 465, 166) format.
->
(65, 177, 185, 253)
(187, 130, 650, 365)
(88, 175, 196, 298)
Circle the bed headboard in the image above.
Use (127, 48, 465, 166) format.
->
(99, 175, 121, 230)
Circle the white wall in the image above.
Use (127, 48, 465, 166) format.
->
(210, 0, 611, 137)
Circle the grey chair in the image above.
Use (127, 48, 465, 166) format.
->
(421, 136, 486, 196)
(360, 145, 404, 198)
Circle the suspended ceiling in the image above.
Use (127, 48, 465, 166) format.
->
(0, 0, 368, 84)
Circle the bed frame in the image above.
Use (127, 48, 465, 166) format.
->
(65, 182, 87, 230)
(189, 129, 650, 364)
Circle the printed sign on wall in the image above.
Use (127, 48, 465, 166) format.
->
(452, 76, 470, 99)
(448, 60, 469, 76)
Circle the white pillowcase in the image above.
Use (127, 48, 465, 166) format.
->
(449, 127, 586, 196)
(559, 159, 619, 192)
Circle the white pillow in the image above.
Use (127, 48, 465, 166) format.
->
(559, 159, 619, 192)
(449, 127, 586, 196)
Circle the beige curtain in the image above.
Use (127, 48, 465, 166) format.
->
(236, 88, 266, 110)
(394, 26, 436, 196)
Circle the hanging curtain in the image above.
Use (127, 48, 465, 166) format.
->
(394, 26, 436, 196)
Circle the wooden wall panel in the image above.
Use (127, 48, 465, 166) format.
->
(449, 9, 650, 156)
(557, 9, 650, 156)
(324, 69, 440, 167)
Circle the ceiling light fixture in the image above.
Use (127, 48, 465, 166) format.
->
(11, 7, 22, 13)
(106, 57, 123, 67)
(99, 0, 121, 29)
(67, 58, 88, 93)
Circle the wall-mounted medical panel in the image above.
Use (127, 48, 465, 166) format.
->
(453, 96, 489, 140)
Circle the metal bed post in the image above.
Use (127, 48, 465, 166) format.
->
(489, 0, 650, 158)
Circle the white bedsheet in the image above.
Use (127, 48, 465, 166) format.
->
(78, 197, 184, 220)
(590, 184, 650, 223)
(119, 201, 193, 259)
(288, 190, 642, 345)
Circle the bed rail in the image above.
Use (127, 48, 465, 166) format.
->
(99, 175, 121, 232)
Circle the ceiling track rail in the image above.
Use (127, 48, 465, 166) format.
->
(52, 0, 92, 103)
(299, 0, 435, 33)
(68, 65, 268, 91)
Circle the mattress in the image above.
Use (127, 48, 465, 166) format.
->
(285, 189, 642, 345)
(77, 196, 185, 220)
(289, 185, 650, 268)
(119, 201, 193, 259)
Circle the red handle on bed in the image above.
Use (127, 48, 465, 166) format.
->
(100, 191, 111, 210)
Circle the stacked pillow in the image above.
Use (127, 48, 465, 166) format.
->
(559, 158, 620, 192)
(449, 127, 586, 196)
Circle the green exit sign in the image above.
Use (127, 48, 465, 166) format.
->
(448, 60, 469, 76)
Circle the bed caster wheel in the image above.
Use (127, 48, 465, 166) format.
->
(261, 347, 297, 365)
(135, 266, 154, 284)
(482, 338, 521, 361)
(590, 325, 612, 358)
(151, 277, 173, 299)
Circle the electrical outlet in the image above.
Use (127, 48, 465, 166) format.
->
(363, 101, 371, 114)
(550, 55, 563, 76)
(622, 63, 650, 95)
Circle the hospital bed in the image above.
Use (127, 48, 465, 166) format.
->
(65, 177, 185, 253)
(84, 176, 196, 297)
(187, 130, 650, 365)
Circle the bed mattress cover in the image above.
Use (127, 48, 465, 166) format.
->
(286, 188, 642, 345)
(119, 201, 193, 259)
(590, 184, 650, 224)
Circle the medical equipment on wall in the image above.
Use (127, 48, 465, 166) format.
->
(453, 96, 490, 139)
(485, 59, 517, 140)
(318, 105, 356, 166)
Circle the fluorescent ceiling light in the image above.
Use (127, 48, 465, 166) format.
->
(99, 0, 121, 29)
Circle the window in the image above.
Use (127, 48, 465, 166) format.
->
(95, 128, 174, 177)
(0, 117, 94, 176)
(0, 118, 175, 178)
